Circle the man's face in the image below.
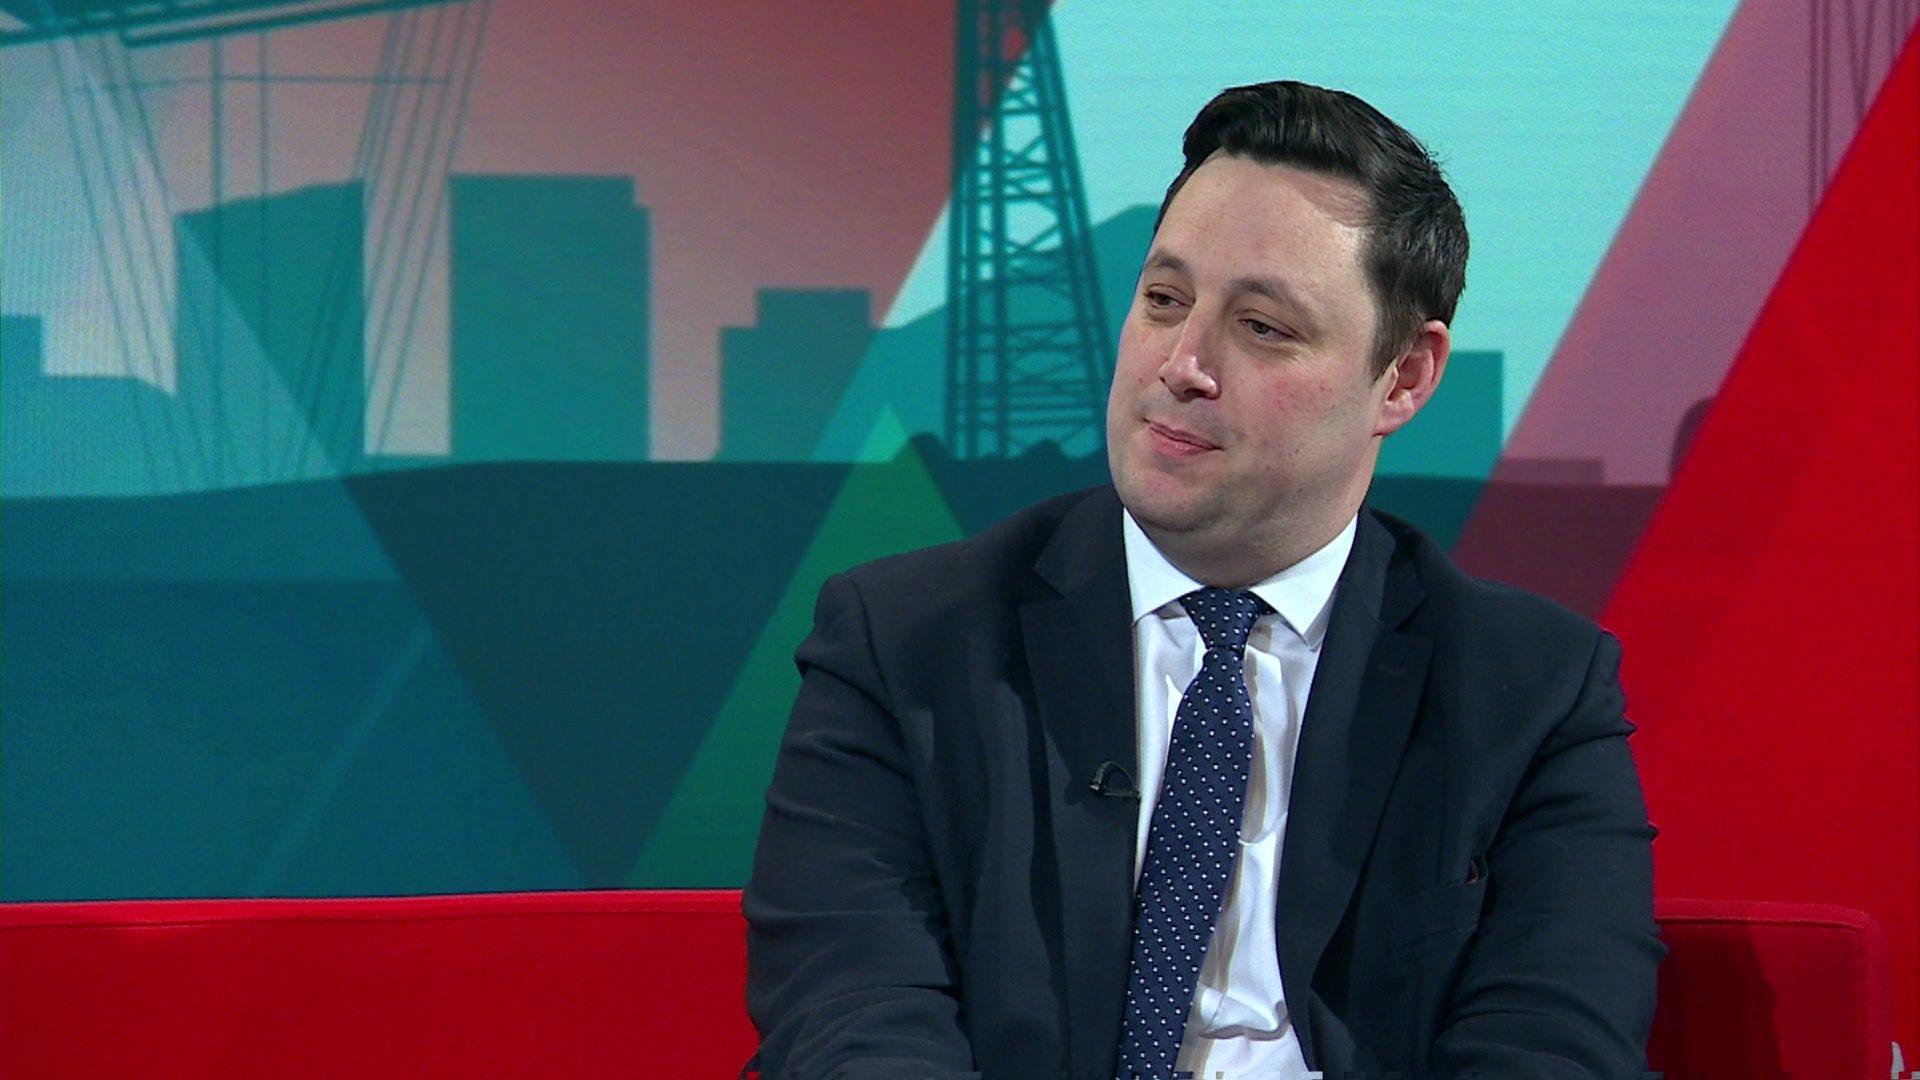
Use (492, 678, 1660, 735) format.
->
(1106, 153, 1405, 580)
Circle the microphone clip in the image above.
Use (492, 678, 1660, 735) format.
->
(1088, 760, 1139, 799)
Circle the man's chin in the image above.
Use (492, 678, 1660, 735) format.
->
(1114, 473, 1213, 536)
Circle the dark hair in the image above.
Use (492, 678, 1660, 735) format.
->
(1156, 81, 1468, 374)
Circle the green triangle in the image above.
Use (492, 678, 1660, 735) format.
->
(626, 409, 964, 885)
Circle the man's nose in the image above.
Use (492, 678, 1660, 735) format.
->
(1159, 323, 1221, 400)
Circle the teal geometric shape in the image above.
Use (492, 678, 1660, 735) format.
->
(0, 576, 451, 899)
(249, 622, 582, 897)
(809, 308, 944, 462)
(1379, 349, 1503, 479)
(347, 460, 848, 887)
(628, 411, 965, 885)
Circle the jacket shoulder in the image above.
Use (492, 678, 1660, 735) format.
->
(1372, 510, 1627, 759)
(837, 485, 1106, 605)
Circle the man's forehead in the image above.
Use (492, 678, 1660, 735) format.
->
(1147, 206, 1365, 315)
(1188, 150, 1372, 225)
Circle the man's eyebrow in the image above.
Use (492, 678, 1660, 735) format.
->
(1142, 249, 1323, 327)
(1142, 250, 1190, 276)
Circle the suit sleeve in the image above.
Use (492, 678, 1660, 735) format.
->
(742, 572, 978, 1079)
(1428, 630, 1665, 1078)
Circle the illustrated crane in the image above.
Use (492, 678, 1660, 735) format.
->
(944, 0, 1111, 459)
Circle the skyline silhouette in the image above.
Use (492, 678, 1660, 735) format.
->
(10, 178, 1565, 496)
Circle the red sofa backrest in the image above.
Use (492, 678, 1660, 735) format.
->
(1, 891, 1893, 1077)
(1650, 897, 1892, 1080)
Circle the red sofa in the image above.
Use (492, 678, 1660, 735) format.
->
(0, 891, 1891, 1078)
(0, 890, 756, 1078)
(1648, 898, 1892, 1079)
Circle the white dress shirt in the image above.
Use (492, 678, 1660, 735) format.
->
(1122, 511, 1356, 1080)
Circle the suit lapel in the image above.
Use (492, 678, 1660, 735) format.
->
(1277, 510, 1431, 1071)
(1021, 488, 1138, 1080)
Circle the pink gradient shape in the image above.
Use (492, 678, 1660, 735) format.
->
(1479, 2, 1915, 488)
(457, 3, 956, 459)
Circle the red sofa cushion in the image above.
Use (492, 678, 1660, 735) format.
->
(2, 891, 1893, 1077)
(0, 889, 754, 1078)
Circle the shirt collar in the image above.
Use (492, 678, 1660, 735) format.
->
(1121, 509, 1357, 649)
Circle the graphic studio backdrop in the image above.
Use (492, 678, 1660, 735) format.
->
(4, 0, 1917, 1048)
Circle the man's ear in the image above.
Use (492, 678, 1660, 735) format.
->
(1374, 319, 1450, 437)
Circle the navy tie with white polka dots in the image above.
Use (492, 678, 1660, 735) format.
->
(1115, 587, 1271, 1080)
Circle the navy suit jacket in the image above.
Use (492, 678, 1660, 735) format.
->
(745, 486, 1662, 1078)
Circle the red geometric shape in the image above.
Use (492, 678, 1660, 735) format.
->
(1604, 24, 1920, 1051)
(1455, 5, 1920, 615)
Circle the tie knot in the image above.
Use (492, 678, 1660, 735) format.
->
(1179, 587, 1269, 651)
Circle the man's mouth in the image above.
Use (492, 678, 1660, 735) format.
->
(1145, 420, 1220, 455)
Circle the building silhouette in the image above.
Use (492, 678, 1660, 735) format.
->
(2, 314, 187, 496)
(449, 175, 650, 462)
(176, 182, 367, 484)
(719, 288, 873, 461)
(1501, 457, 1607, 486)
(1671, 395, 1715, 481)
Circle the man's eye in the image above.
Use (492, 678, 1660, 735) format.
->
(1243, 318, 1284, 339)
(1143, 289, 1181, 309)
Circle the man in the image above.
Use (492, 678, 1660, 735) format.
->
(745, 81, 1662, 1078)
